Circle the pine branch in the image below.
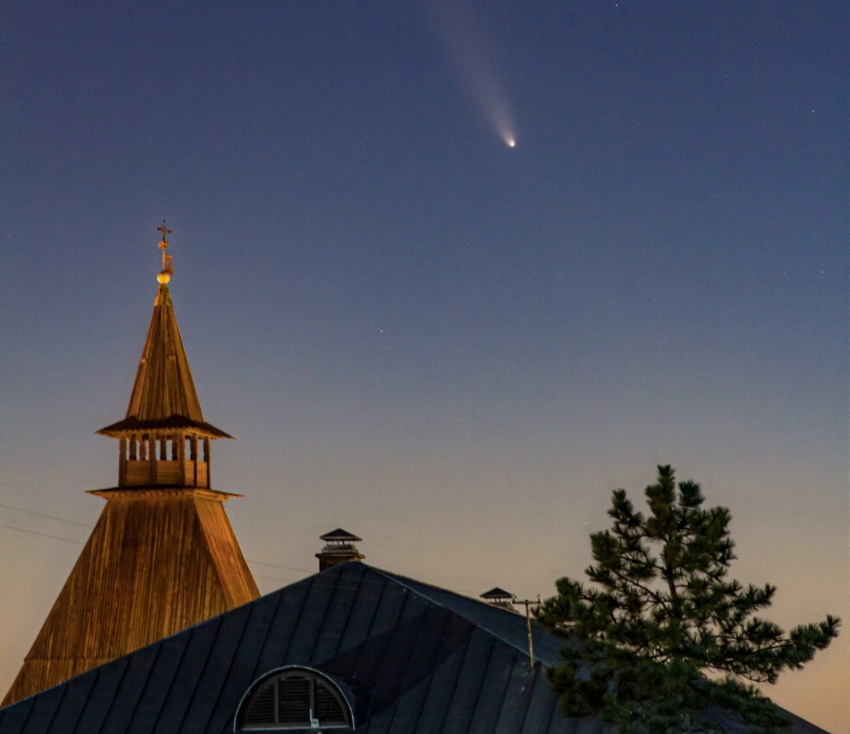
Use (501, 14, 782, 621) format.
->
(540, 465, 840, 734)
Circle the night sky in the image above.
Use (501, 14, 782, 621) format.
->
(1, 2, 846, 730)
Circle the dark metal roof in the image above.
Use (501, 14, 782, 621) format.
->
(480, 588, 515, 601)
(382, 573, 564, 667)
(319, 529, 362, 542)
(0, 563, 830, 734)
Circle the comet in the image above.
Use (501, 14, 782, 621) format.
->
(422, 0, 517, 147)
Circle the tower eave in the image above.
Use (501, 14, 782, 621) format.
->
(95, 415, 234, 440)
(86, 486, 243, 501)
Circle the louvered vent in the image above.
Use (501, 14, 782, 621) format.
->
(244, 682, 276, 725)
(278, 675, 310, 724)
(314, 678, 347, 723)
(239, 668, 353, 730)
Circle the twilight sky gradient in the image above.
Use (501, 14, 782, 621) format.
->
(0, 2, 846, 730)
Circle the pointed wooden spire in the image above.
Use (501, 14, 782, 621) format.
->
(97, 225, 230, 440)
(2, 224, 259, 706)
(96, 282, 231, 439)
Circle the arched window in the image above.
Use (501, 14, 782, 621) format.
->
(237, 668, 354, 731)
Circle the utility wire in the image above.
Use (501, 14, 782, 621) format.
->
(0, 520, 540, 633)
(248, 559, 312, 574)
(254, 573, 301, 583)
(0, 506, 312, 574)
(0, 505, 532, 606)
(0, 502, 92, 527)
(0, 522, 85, 545)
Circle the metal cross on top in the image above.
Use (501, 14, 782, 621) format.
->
(156, 219, 173, 245)
(157, 220, 175, 277)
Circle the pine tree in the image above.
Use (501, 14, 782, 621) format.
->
(536, 465, 839, 734)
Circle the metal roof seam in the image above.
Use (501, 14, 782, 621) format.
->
(128, 633, 192, 734)
(246, 587, 291, 685)
(191, 604, 256, 733)
(121, 641, 168, 734)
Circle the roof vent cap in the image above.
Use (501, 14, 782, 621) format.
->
(316, 529, 364, 572)
(480, 587, 516, 610)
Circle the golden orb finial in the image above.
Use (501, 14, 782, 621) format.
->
(156, 220, 175, 283)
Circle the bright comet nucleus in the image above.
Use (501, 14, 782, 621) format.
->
(425, 0, 517, 153)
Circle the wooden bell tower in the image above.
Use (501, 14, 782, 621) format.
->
(3, 223, 260, 706)
(98, 222, 230, 491)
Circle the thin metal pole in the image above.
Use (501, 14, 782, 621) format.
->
(515, 596, 540, 667)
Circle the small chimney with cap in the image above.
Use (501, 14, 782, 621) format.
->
(480, 587, 516, 611)
(316, 528, 365, 571)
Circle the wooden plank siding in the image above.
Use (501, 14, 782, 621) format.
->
(2, 272, 250, 709)
(125, 285, 205, 426)
(123, 460, 209, 488)
(96, 284, 232, 441)
(2, 490, 259, 707)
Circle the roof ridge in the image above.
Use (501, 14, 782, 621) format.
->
(359, 565, 543, 662)
(365, 566, 484, 605)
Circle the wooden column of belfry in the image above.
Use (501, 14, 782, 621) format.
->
(2, 224, 259, 707)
